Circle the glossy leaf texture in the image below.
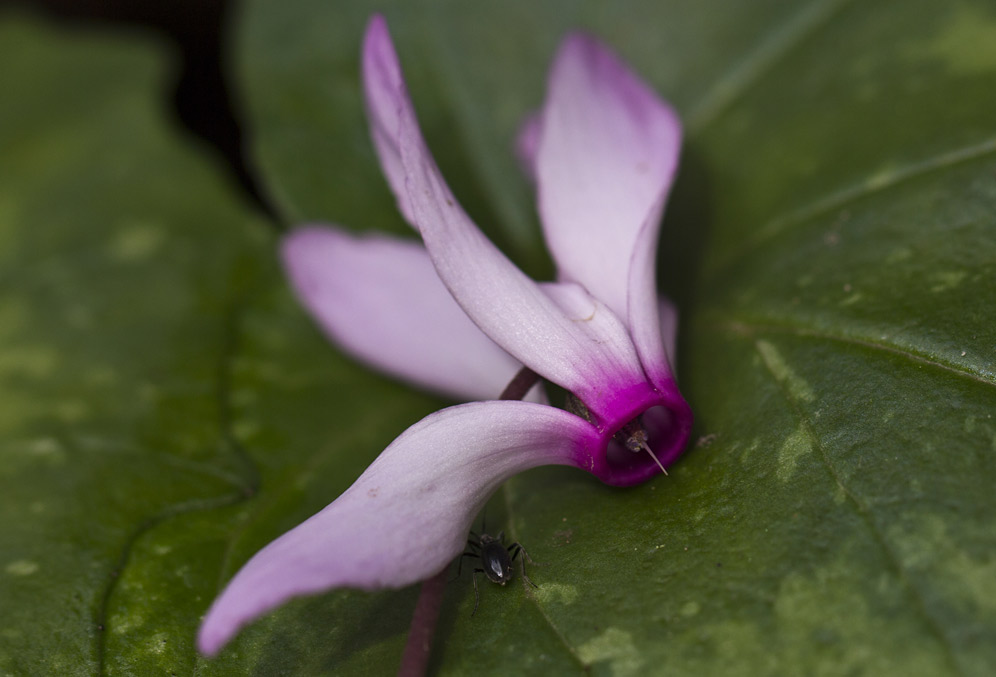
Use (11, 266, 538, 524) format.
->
(0, 16, 255, 674)
(2, 0, 995, 674)
(0, 13, 440, 676)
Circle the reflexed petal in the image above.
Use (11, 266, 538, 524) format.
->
(197, 401, 599, 656)
(658, 295, 679, 375)
(626, 200, 672, 383)
(514, 111, 542, 182)
(538, 281, 652, 412)
(282, 226, 536, 401)
(362, 14, 416, 225)
(535, 34, 681, 344)
(362, 16, 649, 410)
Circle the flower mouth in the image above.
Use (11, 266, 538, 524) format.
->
(603, 404, 686, 481)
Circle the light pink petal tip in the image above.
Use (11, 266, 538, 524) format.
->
(362, 15, 417, 226)
(197, 401, 599, 656)
(282, 226, 541, 402)
(533, 33, 682, 379)
(362, 16, 650, 417)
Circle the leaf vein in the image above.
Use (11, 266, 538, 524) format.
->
(708, 135, 996, 277)
(95, 492, 248, 675)
(687, 0, 855, 133)
(717, 318, 996, 388)
(500, 483, 591, 674)
(752, 338, 963, 674)
(97, 304, 261, 675)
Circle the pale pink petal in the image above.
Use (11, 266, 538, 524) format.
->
(197, 401, 599, 656)
(626, 199, 673, 385)
(535, 34, 681, 368)
(362, 15, 417, 226)
(362, 17, 649, 416)
(535, 280, 652, 410)
(282, 225, 541, 402)
(514, 111, 542, 182)
(658, 295, 679, 375)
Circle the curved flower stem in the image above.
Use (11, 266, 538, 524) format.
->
(397, 566, 448, 677)
(499, 366, 540, 401)
(396, 366, 540, 676)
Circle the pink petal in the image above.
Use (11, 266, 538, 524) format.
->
(197, 401, 599, 656)
(362, 15, 416, 226)
(514, 111, 542, 182)
(534, 34, 682, 377)
(626, 202, 675, 385)
(282, 226, 539, 402)
(658, 295, 679, 375)
(362, 17, 649, 417)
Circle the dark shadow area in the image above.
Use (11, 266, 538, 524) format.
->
(242, 586, 420, 674)
(3, 0, 277, 223)
(657, 143, 715, 371)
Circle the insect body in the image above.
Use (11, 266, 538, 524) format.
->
(458, 529, 536, 615)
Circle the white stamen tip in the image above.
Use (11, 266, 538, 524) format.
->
(638, 439, 668, 476)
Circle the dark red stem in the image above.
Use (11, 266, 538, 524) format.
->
(499, 366, 539, 401)
(397, 567, 447, 677)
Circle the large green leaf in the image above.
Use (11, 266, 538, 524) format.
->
(0, 13, 440, 676)
(2, 0, 994, 674)
(0, 16, 257, 674)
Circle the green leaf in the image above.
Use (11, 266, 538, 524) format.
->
(0, 12, 439, 676)
(233, 0, 996, 674)
(0, 14, 259, 675)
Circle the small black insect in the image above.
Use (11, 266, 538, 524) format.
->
(457, 528, 537, 615)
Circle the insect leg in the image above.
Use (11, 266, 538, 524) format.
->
(454, 551, 477, 580)
(509, 542, 536, 564)
(471, 569, 484, 616)
(509, 542, 538, 589)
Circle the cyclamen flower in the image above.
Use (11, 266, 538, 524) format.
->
(198, 15, 691, 656)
